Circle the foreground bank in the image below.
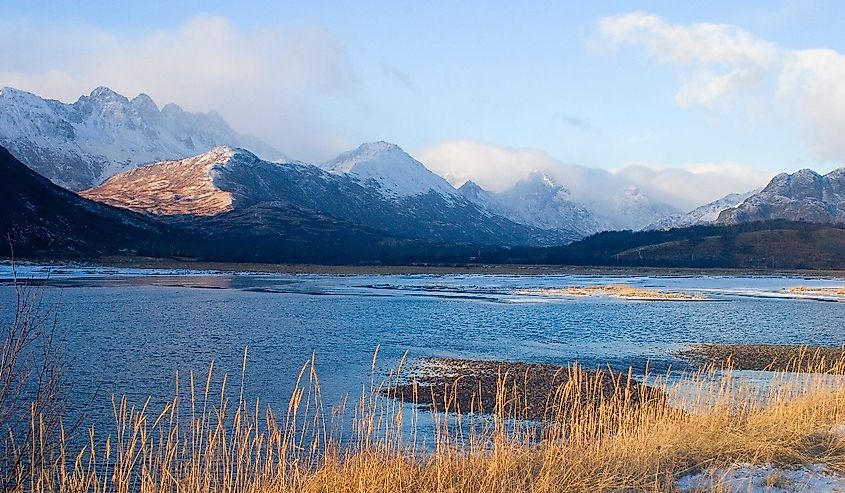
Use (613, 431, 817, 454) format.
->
(7, 347, 845, 492)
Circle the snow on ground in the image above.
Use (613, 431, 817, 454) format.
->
(0, 262, 232, 279)
(676, 463, 845, 492)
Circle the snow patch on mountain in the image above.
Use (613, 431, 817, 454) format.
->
(322, 142, 459, 200)
(459, 173, 603, 237)
(646, 190, 758, 230)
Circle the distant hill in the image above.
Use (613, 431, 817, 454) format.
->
(490, 220, 845, 270)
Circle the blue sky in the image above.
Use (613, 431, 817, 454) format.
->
(2, 1, 844, 201)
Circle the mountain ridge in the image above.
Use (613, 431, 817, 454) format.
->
(82, 145, 578, 246)
(646, 190, 758, 230)
(717, 168, 845, 225)
(0, 86, 284, 190)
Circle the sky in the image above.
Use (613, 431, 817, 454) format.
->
(2, 1, 844, 208)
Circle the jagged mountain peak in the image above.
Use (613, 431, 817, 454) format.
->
(825, 167, 845, 180)
(359, 140, 402, 151)
(85, 86, 129, 104)
(0, 86, 38, 99)
(160, 102, 185, 115)
(130, 93, 159, 113)
(458, 180, 483, 193)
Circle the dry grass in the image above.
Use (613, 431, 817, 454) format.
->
(3, 349, 845, 492)
(787, 286, 845, 297)
(514, 285, 707, 301)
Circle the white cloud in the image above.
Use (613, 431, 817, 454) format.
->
(416, 140, 771, 211)
(0, 15, 359, 162)
(611, 162, 770, 209)
(777, 49, 845, 161)
(415, 140, 563, 193)
(598, 12, 779, 107)
(598, 12, 845, 161)
(598, 12, 780, 67)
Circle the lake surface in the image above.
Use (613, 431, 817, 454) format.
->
(2, 264, 845, 438)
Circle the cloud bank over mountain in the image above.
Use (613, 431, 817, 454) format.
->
(416, 140, 771, 212)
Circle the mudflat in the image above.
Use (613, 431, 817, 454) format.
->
(388, 358, 667, 420)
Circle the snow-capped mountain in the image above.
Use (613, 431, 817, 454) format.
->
(322, 141, 459, 200)
(717, 168, 845, 225)
(458, 173, 680, 236)
(0, 86, 284, 190)
(646, 190, 757, 230)
(82, 146, 577, 246)
(459, 174, 603, 237)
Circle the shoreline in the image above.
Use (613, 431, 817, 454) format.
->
(6, 256, 845, 278)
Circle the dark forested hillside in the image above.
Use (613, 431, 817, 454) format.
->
(488, 221, 845, 270)
(0, 145, 186, 258)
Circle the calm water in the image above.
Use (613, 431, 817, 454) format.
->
(2, 264, 845, 437)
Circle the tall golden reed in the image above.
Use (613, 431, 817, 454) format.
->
(8, 347, 845, 493)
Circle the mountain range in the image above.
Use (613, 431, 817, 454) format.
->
(0, 144, 480, 263)
(5, 85, 845, 267)
(0, 87, 710, 240)
(0, 86, 284, 191)
(7, 133, 844, 269)
(81, 144, 576, 247)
